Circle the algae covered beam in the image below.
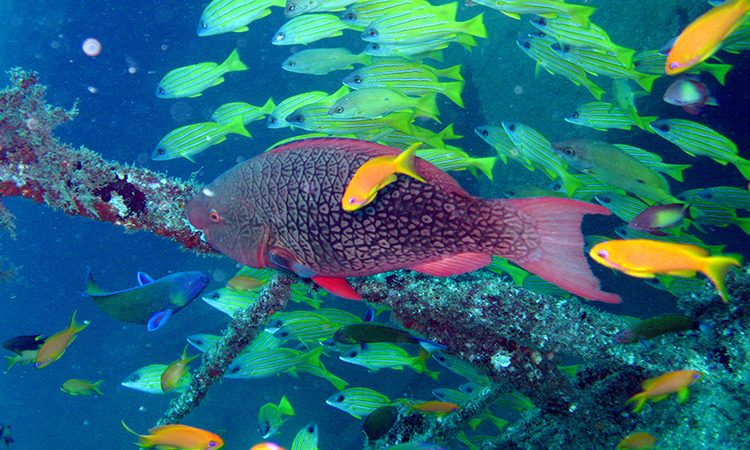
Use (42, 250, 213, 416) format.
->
(0, 68, 213, 254)
(157, 272, 294, 425)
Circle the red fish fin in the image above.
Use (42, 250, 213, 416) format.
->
(410, 253, 491, 276)
(503, 198, 622, 304)
(312, 276, 362, 300)
(682, 104, 703, 116)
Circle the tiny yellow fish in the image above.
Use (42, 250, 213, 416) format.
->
(35, 311, 89, 369)
(60, 378, 104, 396)
(616, 431, 657, 449)
(161, 345, 199, 393)
(626, 370, 701, 413)
(341, 142, 425, 211)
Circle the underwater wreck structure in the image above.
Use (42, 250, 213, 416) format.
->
(1, 70, 749, 448)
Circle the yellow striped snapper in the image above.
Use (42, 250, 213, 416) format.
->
(121, 364, 189, 394)
(502, 184, 564, 199)
(551, 173, 624, 201)
(197, 0, 285, 36)
(552, 44, 659, 92)
(211, 98, 276, 126)
(633, 49, 733, 84)
(474, 125, 535, 170)
(282, 48, 371, 75)
(471, 0, 596, 27)
(325, 387, 392, 418)
(225, 346, 324, 379)
(647, 275, 708, 298)
(565, 101, 655, 131)
(291, 423, 318, 450)
(369, 123, 462, 150)
(258, 395, 295, 439)
(202, 286, 260, 318)
(287, 103, 415, 135)
(649, 119, 750, 180)
(688, 199, 750, 235)
(329, 88, 440, 121)
(594, 193, 649, 222)
(432, 387, 472, 406)
(516, 34, 605, 100)
(268, 91, 329, 128)
(364, 35, 477, 58)
(529, 16, 635, 66)
(285, 0, 355, 18)
(502, 121, 581, 195)
(486, 256, 530, 285)
(271, 314, 336, 344)
(362, 9, 487, 45)
(312, 308, 362, 327)
(679, 186, 750, 211)
(615, 144, 692, 182)
(612, 79, 654, 132)
(340, 344, 439, 380)
(721, 19, 750, 54)
(152, 118, 250, 162)
(343, 61, 464, 106)
(341, 0, 438, 27)
(156, 49, 248, 98)
(272, 13, 361, 46)
(552, 139, 676, 203)
(416, 146, 497, 180)
(432, 352, 490, 385)
(187, 333, 221, 353)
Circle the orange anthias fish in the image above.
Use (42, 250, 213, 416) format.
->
(122, 422, 223, 449)
(161, 345, 199, 392)
(616, 431, 657, 449)
(589, 239, 741, 302)
(625, 370, 702, 413)
(341, 142, 426, 211)
(666, 0, 750, 75)
(35, 310, 89, 369)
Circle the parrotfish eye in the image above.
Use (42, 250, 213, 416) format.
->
(335, 395, 345, 402)
(157, 148, 166, 155)
(571, 111, 579, 118)
(208, 208, 221, 223)
(596, 249, 609, 259)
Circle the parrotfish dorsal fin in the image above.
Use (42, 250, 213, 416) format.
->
(137, 272, 155, 286)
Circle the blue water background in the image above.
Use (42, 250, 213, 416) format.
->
(1, 0, 749, 449)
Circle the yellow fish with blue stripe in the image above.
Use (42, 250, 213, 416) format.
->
(156, 49, 248, 98)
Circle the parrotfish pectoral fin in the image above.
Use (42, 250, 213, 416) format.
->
(311, 276, 362, 300)
(503, 198, 622, 304)
(137, 272, 155, 285)
(147, 309, 174, 332)
(410, 253, 491, 277)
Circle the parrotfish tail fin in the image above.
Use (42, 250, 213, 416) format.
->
(394, 143, 427, 183)
(92, 380, 105, 395)
(637, 116, 659, 132)
(261, 97, 277, 115)
(415, 337, 447, 353)
(221, 48, 249, 73)
(612, 45, 636, 67)
(223, 116, 252, 138)
(443, 81, 465, 108)
(462, 13, 488, 38)
(501, 198, 622, 303)
(415, 94, 441, 123)
(412, 348, 440, 381)
(471, 157, 497, 181)
(279, 395, 295, 416)
(703, 255, 742, 302)
(436, 64, 464, 81)
(636, 74, 659, 93)
(69, 310, 90, 333)
(83, 268, 107, 296)
(707, 63, 732, 85)
(662, 163, 692, 182)
(625, 392, 648, 413)
(733, 157, 750, 181)
(565, 4, 596, 27)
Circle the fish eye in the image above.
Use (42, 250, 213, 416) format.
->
(157, 148, 166, 155)
(669, 62, 679, 69)
(635, 178, 646, 184)
(480, 129, 489, 137)
(596, 249, 609, 259)
(287, 60, 296, 67)
(130, 374, 140, 381)
(344, 12, 356, 20)
(353, 75, 363, 84)
(208, 292, 220, 300)
(208, 208, 221, 223)
(277, 331, 289, 338)
(335, 106, 344, 114)
(287, 4, 295, 12)
(537, 18, 546, 26)
(208, 441, 219, 447)
(290, 114, 303, 123)
(598, 195, 611, 203)
(230, 365, 240, 373)
(335, 395, 345, 402)
(368, 29, 378, 37)
(200, 21, 207, 29)
(371, 43, 380, 50)
(349, 351, 358, 357)
(195, 339, 204, 345)
(562, 147, 575, 156)
(307, 425, 315, 433)
(158, 87, 166, 95)
(507, 124, 516, 132)
(275, 32, 285, 42)
(656, 123, 670, 132)
(522, 41, 531, 49)
(571, 111, 579, 118)
(269, 117, 277, 124)
(699, 190, 713, 199)
(507, 190, 516, 196)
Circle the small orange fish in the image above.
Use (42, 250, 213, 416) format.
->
(626, 370, 702, 413)
(666, 0, 750, 74)
(35, 310, 89, 369)
(250, 443, 286, 450)
(161, 345, 198, 393)
(589, 239, 741, 302)
(122, 421, 223, 449)
(341, 142, 426, 212)
(616, 431, 656, 449)
(408, 400, 461, 415)
(226, 275, 263, 291)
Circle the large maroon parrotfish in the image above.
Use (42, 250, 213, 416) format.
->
(187, 138, 620, 303)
